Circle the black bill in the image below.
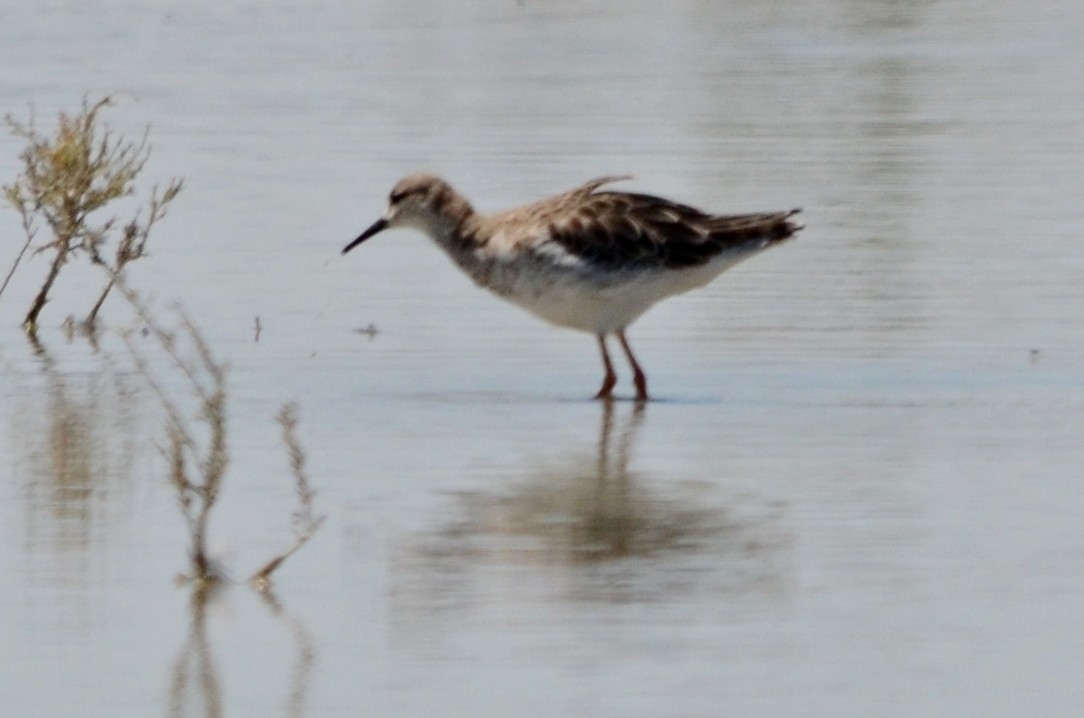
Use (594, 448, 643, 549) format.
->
(342, 217, 388, 254)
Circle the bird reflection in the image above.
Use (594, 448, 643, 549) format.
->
(539, 398, 653, 561)
(423, 399, 750, 563)
(396, 400, 790, 611)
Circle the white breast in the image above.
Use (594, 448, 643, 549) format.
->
(477, 248, 751, 334)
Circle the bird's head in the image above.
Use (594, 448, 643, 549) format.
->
(342, 173, 464, 254)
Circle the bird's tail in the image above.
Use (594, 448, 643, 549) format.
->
(707, 208, 803, 249)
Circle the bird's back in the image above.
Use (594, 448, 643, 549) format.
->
(553, 191, 799, 271)
(484, 177, 801, 273)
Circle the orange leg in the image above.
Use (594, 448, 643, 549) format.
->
(594, 333, 617, 400)
(617, 330, 648, 401)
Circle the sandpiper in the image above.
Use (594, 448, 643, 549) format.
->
(343, 174, 801, 401)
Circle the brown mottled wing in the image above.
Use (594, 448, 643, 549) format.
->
(543, 192, 801, 270)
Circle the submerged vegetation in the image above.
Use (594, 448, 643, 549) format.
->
(123, 292, 326, 586)
(3, 96, 323, 587)
(251, 403, 327, 589)
(121, 295, 231, 583)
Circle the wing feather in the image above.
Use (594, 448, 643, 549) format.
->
(541, 190, 801, 270)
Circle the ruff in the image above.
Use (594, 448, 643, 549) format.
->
(343, 173, 802, 400)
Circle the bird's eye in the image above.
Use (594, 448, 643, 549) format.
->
(389, 191, 405, 204)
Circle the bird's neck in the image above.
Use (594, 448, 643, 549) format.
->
(420, 197, 487, 255)
(417, 204, 507, 289)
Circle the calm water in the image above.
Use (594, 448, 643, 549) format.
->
(3, 1, 1084, 716)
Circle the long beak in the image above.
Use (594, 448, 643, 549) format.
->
(342, 217, 388, 254)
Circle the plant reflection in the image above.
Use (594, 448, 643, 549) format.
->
(10, 340, 319, 717)
(13, 339, 141, 570)
(168, 582, 318, 718)
(257, 588, 318, 718)
(168, 580, 224, 718)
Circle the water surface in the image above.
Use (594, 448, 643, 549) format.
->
(2, 1, 1084, 716)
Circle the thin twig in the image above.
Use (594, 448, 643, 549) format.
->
(0, 202, 36, 301)
(250, 403, 326, 586)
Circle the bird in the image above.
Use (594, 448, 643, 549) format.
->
(342, 173, 802, 401)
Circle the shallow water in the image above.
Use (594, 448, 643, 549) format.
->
(3, 1, 1084, 715)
